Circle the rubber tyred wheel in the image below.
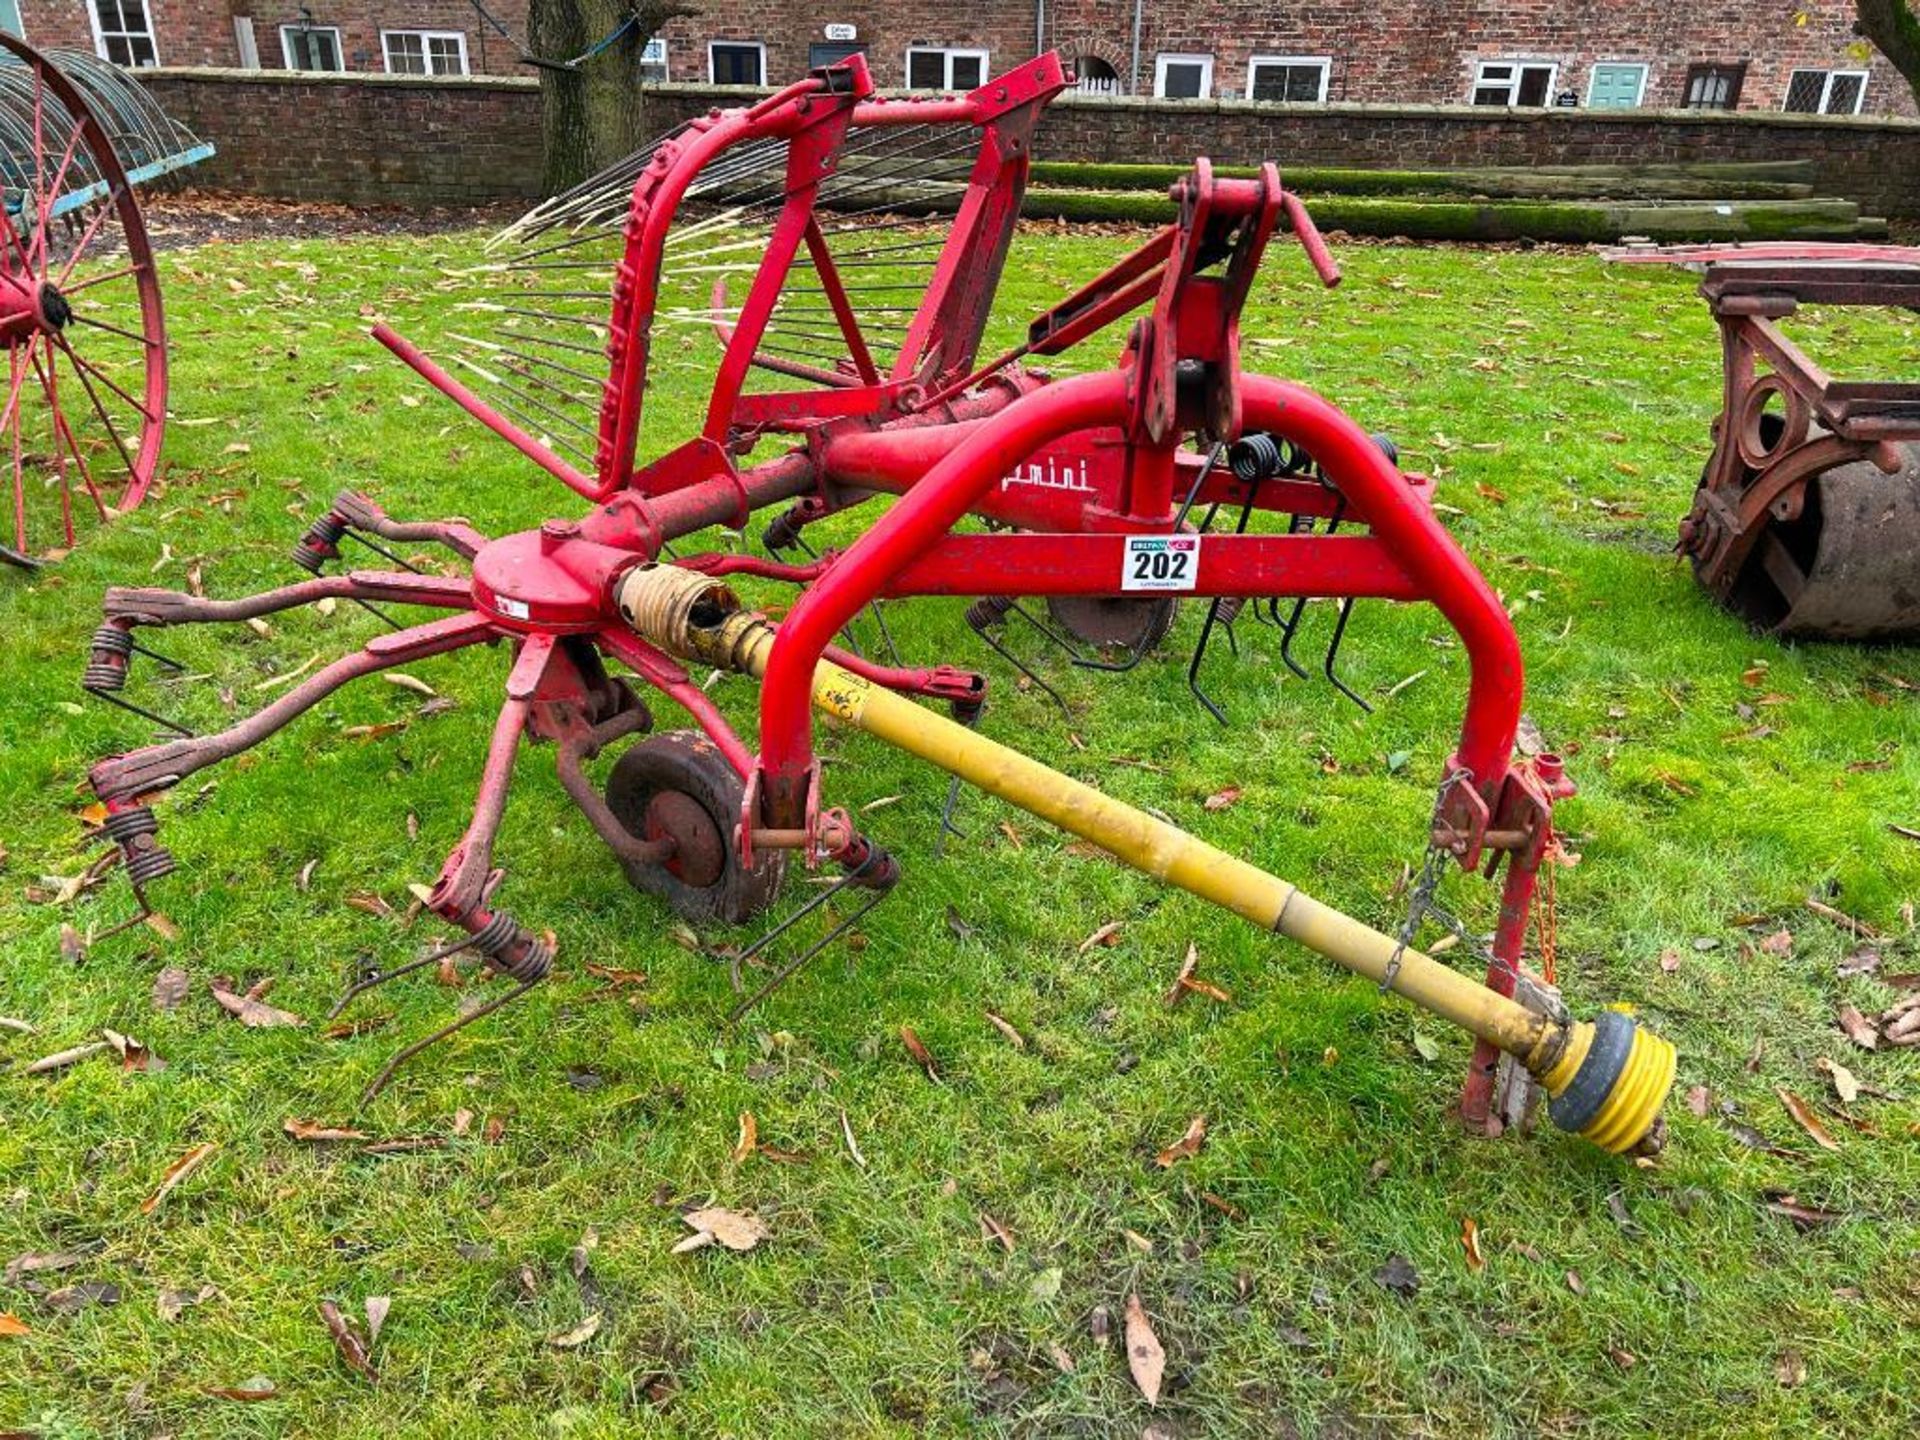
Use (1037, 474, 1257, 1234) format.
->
(0, 33, 166, 558)
(604, 729, 786, 925)
(1045, 594, 1179, 654)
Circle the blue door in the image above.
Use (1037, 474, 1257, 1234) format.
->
(1589, 64, 1646, 109)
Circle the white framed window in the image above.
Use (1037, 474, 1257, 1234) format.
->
(1154, 53, 1213, 100)
(1247, 55, 1329, 103)
(233, 15, 261, 70)
(382, 29, 469, 76)
(1783, 68, 1868, 115)
(640, 35, 667, 82)
(709, 40, 765, 85)
(281, 24, 343, 72)
(1586, 62, 1647, 109)
(88, 0, 158, 68)
(905, 46, 988, 91)
(1472, 59, 1556, 107)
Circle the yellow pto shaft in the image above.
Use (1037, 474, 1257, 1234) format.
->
(616, 566, 1675, 1155)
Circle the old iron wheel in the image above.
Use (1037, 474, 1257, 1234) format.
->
(1045, 594, 1179, 653)
(604, 728, 785, 925)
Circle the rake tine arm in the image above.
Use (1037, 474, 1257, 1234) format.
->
(554, 704, 673, 868)
(101, 572, 474, 630)
(89, 611, 496, 804)
(330, 490, 490, 561)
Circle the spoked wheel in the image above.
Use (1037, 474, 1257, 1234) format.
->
(1046, 594, 1180, 655)
(604, 729, 786, 925)
(0, 32, 165, 558)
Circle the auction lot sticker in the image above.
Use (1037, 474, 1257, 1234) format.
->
(1120, 534, 1199, 592)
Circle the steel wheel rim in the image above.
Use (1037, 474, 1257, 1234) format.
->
(0, 31, 165, 556)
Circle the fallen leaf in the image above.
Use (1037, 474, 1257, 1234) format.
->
(1077, 921, 1122, 954)
(1045, 1339, 1075, 1374)
(1829, 1002, 1881, 1057)
(1685, 1085, 1712, 1118)
(451, 1109, 473, 1137)
(1609, 1347, 1637, 1370)
(673, 1207, 770, 1254)
(283, 1118, 367, 1143)
(1762, 1192, 1849, 1228)
(296, 858, 319, 892)
(839, 1108, 866, 1168)
(0, 1312, 29, 1337)
(1089, 1305, 1111, 1347)
(321, 1301, 377, 1380)
(1775, 1348, 1807, 1388)
(1200, 1190, 1244, 1220)
(980, 1212, 1015, 1254)
(1164, 943, 1201, 1007)
(1375, 1254, 1420, 1298)
(362, 1136, 446, 1155)
(206, 1377, 278, 1401)
(1815, 1057, 1860, 1105)
(383, 673, 436, 697)
(583, 963, 647, 987)
(483, 1114, 506, 1145)
(997, 821, 1023, 849)
(1659, 948, 1682, 974)
(251, 653, 319, 691)
(59, 924, 86, 964)
(1460, 1217, 1485, 1272)
(545, 1313, 602, 1348)
(364, 1295, 391, 1349)
(209, 977, 304, 1029)
(44, 1281, 120, 1313)
(1758, 929, 1794, 956)
(1565, 1269, 1585, 1295)
(569, 1227, 599, 1279)
(151, 967, 190, 1010)
(1411, 1028, 1442, 1062)
(900, 1024, 939, 1081)
(1155, 1114, 1207, 1168)
(141, 1142, 217, 1214)
(22, 1040, 109, 1074)
(1203, 785, 1242, 812)
(157, 1285, 215, 1322)
(732, 1111, 758, 1163)
(1124, 1294, 1165, 1407)
(1776, 1088, 1840, 1151)
(103, 1029, 162, 1072)
(983, 1011, 1026, 1049)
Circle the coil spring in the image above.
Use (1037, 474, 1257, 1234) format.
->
(1214, 596, 1247, 625)
(965, 595, 1017, 632)
(473, 909, 553, 983)
(1229, 432, 1306, 482)
(82, 623, 133, 691)
(291, 512, 348, 574)
(102, 804, 177, 887)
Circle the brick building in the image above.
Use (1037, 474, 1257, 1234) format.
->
(1, 2, 1911, 119)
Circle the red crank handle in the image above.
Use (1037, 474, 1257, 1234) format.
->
(1281, 191, 1341, 289)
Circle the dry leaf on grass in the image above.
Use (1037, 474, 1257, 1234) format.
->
(320, 1300, 377, 1381)
(151, 967, 190, 1011)
(1123, 1294, 1165, 1407)
(1776, 1088, 1840, 1151)
(983, 1011, 1026, 1049)
(1203, 785, 1242, 811)
(364, 1296, 391, 1349)
(1837, 1003, 1879, 1051)
(980, 1212, 1015, 1254)
(1155, 1114, 1207, 1168)
(205, 1377, 278, 1401)
(839, 1109, 866, 1168)
(1815, 1057, 1860, 1104)
(731, 1112, 758, 1163)
(141, 1142, 217, 1214)
(673, 1207, 770, 1254)
(283, 1119, 367, 1143)
(900, 1025, 940, 1081)
(157, 1285, 215, 1322)
(546, 1312, 602, 1348)
(103, 1029, 162, 1072)
(22, 1040, 108, 1075)
(0, 1312, 29, 1337)
(1461, 1217, 1485, 1272)
(1077, 921, 1122, 954)
(210, 977, 304, 1029)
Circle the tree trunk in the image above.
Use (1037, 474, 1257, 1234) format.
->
(1857, 0, 1920, 110)
(528, 1, 695, 194)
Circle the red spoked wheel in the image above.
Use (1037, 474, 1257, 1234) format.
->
(0, 32, 165, 559)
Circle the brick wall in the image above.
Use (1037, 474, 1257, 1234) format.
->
(16, 1, 1916, 114)
(132, 69, 1920, 218)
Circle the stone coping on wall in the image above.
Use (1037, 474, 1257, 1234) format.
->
(136, 70, 1920, 137)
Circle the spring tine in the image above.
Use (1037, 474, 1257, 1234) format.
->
(1323, 597, 1374, 714)
(0, 541, 40, 570)
(82, 682, 194, 738)
(865, 598, 902, 667)
(933, 774, 967, 860)
(1276, 596, 1312, 678)
(360, 974, 545, 1105)
(1186, 598, 1234, 725)
(326, 931, 484, 1020)
(87, 886, 155, 943)
(128, 637, 186, 672)
(972, 616, 1071, 719)
(725, 852, 889, 1025)
(343, 529, 424, 576)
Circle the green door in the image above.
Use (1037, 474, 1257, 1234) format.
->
(0, 1, 21, 38)
(1589, 64, 1645, 109)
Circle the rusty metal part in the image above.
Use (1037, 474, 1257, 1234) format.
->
(1637, 250, 1920, 639)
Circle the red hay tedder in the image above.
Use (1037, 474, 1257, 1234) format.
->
(79, 54, 1673, 1153)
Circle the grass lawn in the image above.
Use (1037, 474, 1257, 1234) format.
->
(1, 214, 1918, 1439)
